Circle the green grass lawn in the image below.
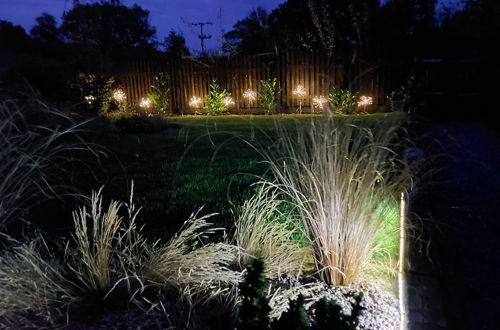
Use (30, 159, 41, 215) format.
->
(74, 112, 404, 241)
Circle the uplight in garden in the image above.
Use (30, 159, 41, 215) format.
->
(84, 95, 95, 104)
(293, 85, 307, 112)
(139, 97, 151, 109)
(189, 96, 202, 107)
(293, 85, 306, 97)
(223, 96, 235, 107)
(358, 95, 373, 107)
(113, 89, 126, 102)
(312, 95, 328, 110)
(243, 89, 257, 102)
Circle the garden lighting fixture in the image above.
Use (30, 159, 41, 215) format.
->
(189, 96, 202, 108)
(223, 96, 235, 107)
(243, 89, 257, 102)
(293, 85, 307, 112)
(84, 95, 95, 105)
(139, 97, 151, 109)
(312, 95, 328, 110)
(358, 95, 373, 107)
(113, 89, 126, 102)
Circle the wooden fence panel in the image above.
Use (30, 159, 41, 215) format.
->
(114, 52, 396, 114)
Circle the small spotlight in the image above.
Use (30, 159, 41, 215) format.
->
(358, 95, 373, 107)
(292, 85, 306, 97)
(84, 95, 95, 105)
(189, 96, 202, 108)
(243, 89, 257, 102)
(312, 95, 328, 110)
(223, 96, 235, 107)
(139, 97, 151, 109)
(113, 89, 126, 102)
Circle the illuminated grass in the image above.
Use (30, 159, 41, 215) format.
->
(253, 115, 410, 286)
(363, 194, 401, 292)
(234, 185, 313, 277)
(74, 113, 407, 288)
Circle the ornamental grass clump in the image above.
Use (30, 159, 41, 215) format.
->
(145, 211, 243, 292)
(0, 238, 75, 329)
(260, 116, 409, 286)
(71, 187, 242, 296)
(70, 186, 146, 293)
(0, 96, 95, 229)
(234, 185, 312, 277)
(0, 185, 244, 328)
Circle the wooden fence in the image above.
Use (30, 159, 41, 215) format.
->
(114, 53, 405, 114)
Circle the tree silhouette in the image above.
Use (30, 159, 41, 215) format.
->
(61, 2, 156, 56)
(223, 7, 271, 54)
(0, 20, 33, 52)
(30, 13, 61, 44)
(163, 30, 190, 58)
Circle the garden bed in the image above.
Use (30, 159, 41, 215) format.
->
(1, 104, 408, 329)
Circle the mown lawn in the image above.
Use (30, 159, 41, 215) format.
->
(73, 113, 404, 240)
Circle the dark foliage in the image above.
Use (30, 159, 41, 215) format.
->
(236, 258, 365, 330)
(314, 293, 364, 330)
(61, 2, 157, 55)
(271, 294, 310, 330)
(164, 30, 190, 58)
(223, 0, 438, 62)
(30, 13, 61, 45)
(237, 258, 271, 330)
(223, 7, 272, 54)
(0, 20, 33, 52)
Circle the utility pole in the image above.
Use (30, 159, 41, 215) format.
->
(191, 22, 212, 54)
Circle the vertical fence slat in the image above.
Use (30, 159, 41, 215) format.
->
(114, 53, 392, 114)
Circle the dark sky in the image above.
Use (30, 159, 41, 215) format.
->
(0, 0, 285, 51)
(1, 0, 462, 52)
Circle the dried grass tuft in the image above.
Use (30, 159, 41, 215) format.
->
(146, 211, 243, 295)
(0, 237, 75, 328)
(69, 185, 146, 293)
(258, 116, 410, 286)
(234, 185, 313, 277)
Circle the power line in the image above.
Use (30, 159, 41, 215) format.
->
(191, 21, 212, 53)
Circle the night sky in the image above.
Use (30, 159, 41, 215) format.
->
(1, 0, 462, 52)
(0, 0, 285, 51)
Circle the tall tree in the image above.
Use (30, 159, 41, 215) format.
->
(163, 30, 190, 58)
(61, 2, 157, 56)
(223, 0, 381, 60)
(223, 7, 271, 54)
(307, 0, 380, 59)
(268, 0, 317, 52)
(0, 20, 33, 52)
(30, 13, 60, 44)
(372, 0, 438, 59)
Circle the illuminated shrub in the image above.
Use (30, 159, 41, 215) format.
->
(204, 79, 232, 115)
(259, 78, 280, 114)
(148, 72, 170, 114)
(328, 86, 358, 114)
(69, 73, 115, 114)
